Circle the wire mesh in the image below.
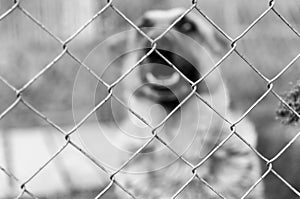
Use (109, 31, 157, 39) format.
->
(0, 0, 299, 198)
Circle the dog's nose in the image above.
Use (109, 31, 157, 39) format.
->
(138, 17, 154, 28)
(145, 48, 174, 66)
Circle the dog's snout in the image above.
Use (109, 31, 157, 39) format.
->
(138, 17, 154, 28)
(144, 48, 173, 66)
(151, 61, 174, 78)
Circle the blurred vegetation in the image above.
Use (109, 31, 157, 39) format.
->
(276, 81, 300, 125)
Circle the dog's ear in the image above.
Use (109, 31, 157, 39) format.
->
(186, 12, 229, 56)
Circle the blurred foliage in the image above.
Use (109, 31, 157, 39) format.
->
(276, 81, 300, 125)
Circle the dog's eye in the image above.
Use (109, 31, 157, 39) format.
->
(175, 18, 197, 33)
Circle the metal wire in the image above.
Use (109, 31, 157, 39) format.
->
(0, 0, 300, 198)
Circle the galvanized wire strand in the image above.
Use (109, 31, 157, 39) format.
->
(18, 49, 67, 94)
(69, 139, 138, 198)
(193, 128, 235, 170)
(68, 140, 110, 174)
(153, 86, 197, 130)
(0, 75, 18, 92)
(240, 162, 273, 199)
(21, 98, 66, 135)
(110, 179, 138, 199)
(195, 92, 232, 124)
(64, 2, 112, 45)
(232, 84, 273, 126)
(269, 130, 300, 163)
(110, 135, 156, 178)
(111, 94, 153, 128)
(17, 5, 63, 44)
(271, 7, 300, 38)
(66, 91, 113, 136)
(94, 180, 115, 199)
(232, 1, 275, 44)
(0, 97, 21, 120)
(194, 6, 233, 42)
(233, 49, 270, 83)
(20, 140, 70, 188)
(109, 4, 153, 43)
(0, 0, 19, 21)
(154, 49, 195, 85)
(172, 165, 228, 199)
(0, 166, 19, 181)
(271, 169, 300, 197)
(66, 51, 110, 88)
(195, 177, 227, 199)
(269, 53, 300, 84)
(19, 191, 39, 199)
(14, 188, 26, 199)
(267, 91, 300, 163)
(178, 161, 272, 199)
(153, 4, 197, 43)
(0, 166, 40, 199)
(271, 90, 300, 124)
(171, 172, 198, 199)
(232, 129, 269, 163)
(192, 44, 236, 87)
(108, 45, 156, 90)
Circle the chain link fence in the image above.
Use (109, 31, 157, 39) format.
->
(0, 0, 299, 198)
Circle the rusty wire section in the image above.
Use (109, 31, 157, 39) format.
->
(0, 0, 300, 198)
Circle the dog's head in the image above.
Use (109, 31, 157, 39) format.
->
(122, 8, 228, 106)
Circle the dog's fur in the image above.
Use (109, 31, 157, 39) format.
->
(113, 8, 264, 199)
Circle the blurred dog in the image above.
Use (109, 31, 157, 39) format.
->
(113, 8, 264, 199)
